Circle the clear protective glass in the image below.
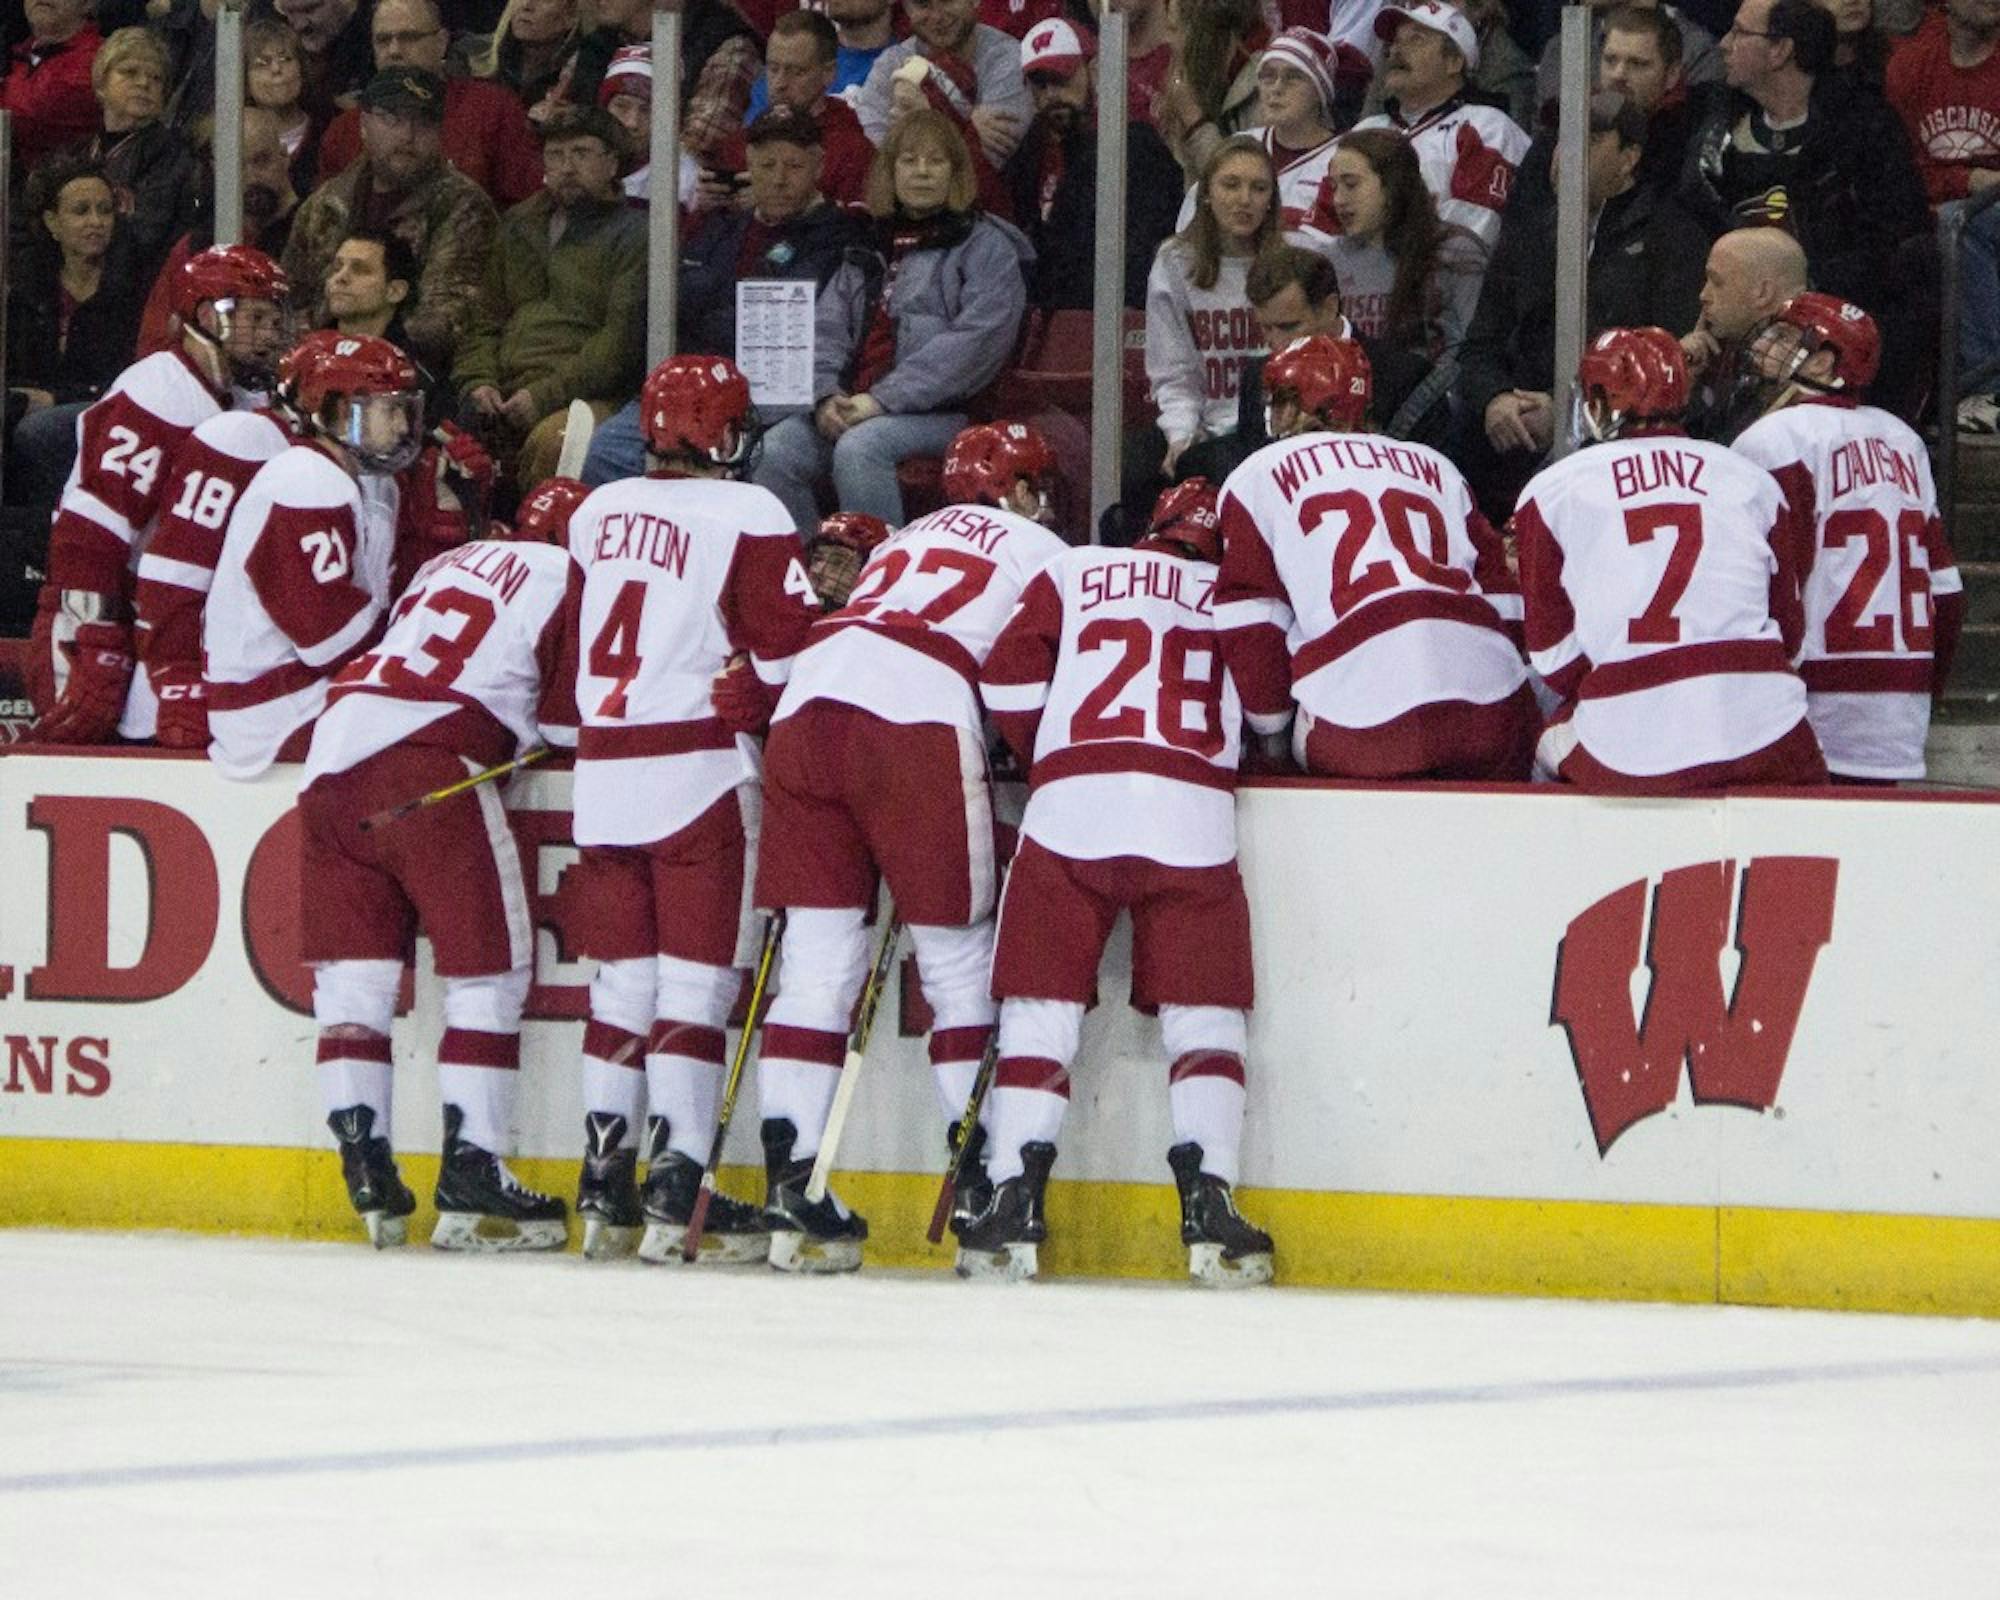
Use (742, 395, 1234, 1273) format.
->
(332, 390, 426, 475)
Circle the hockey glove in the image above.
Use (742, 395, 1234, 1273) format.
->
(711, 655, 780, 736)
(149, 663, 210, 749)
(33, 618, 135, 744)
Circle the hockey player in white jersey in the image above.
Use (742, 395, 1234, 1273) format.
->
(1730, 294, 1963, 783)
(752, 422, 1069, 1273)
(966, 478, 1274, 1287)
(559, 356, 819, 1264)
(28, 245, 291, 744)
(1516, 326, 1827, 792)
(1214, 333, 1534, 779)
(203, 333, 427, 779)
(300, 491, 581, 1250)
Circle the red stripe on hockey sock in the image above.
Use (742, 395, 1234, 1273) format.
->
(647, 1020, 727, 1065)
(995, 1055, 1071, 1097)
(761, 1023, 847, 1067)
(581, 1020, 646, 1069)
(1168, 1050, 1246, 1086)
(316, 1029, 391, 1066)
(929, 1025, 991, 1066)
(439, 1028, 520, 1070)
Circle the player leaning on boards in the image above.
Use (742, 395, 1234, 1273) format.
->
(27, 246, 293, 745)
(1729, 294, 1963, 785)
(300, 431, 582, 1252)
(1515, 327, 1828, 793)
(1214, 334, 1535, 780)
(750, 422, 1069, 1273)
(559, 356, 820, 1265)
(966, 478, 1274, 1288)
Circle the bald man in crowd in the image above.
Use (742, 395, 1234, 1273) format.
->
(1681, 225, 1807, 439)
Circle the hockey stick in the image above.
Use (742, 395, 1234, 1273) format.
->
(357, 747, 548, 833)
(554, 398, 595, 480)
(803, 912, 903, 1204)
(683, 910, 786, 1262)
(926, 1031, 999, 1245)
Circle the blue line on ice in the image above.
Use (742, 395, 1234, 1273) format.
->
(6, 1353, 1996, 1496)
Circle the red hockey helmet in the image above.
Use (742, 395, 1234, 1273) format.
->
(1574, 326, 1689, 441)
(640, 355, 760, 474)
(512, 476, 592, 544)
(1146, 476, 1222, 563)
(173, 245, 294, 390)
(277, 331, 425, 474)
(807, 512, 891, 608)
(1264, 335, 1372, 435)
(1762, 292, 1882, 394)
(941, 422, 1056, 511)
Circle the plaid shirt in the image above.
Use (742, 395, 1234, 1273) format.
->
(682, 34, 760, 167)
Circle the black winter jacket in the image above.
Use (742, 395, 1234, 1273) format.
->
(1001, 117, 1183, 312)
(678, 201, 867, 365)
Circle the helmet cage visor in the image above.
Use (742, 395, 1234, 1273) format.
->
(193, 296, 297, 391)
(327, 390, 426, 474)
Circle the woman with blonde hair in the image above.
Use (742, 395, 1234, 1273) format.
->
(244, 19, 318, 196)
(461, 0, 582, 118)
(755, 109, 1033, 529)
(1155, 0, 1270, 180)
(65, 26, 199, 281)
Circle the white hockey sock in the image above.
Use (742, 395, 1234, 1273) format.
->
(932, 1056, 982, 1126)
(317, 1051, 392, 1136)
(439, 1056, 518, 1156)
(758, 1059, 842, 1160)
(580, 1051, 646, 1145)
(984, 1086, 1069, 1183)
(1168, 1072, 1247, 1187)
(581, 957, 654, 1144)
(646, 1053, 724, 1161)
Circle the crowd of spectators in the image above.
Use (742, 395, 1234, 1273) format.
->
(2, 0, 1996, 557)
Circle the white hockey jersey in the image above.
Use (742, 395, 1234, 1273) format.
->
(1515, 434, 1810, 780)
(307, 540, 581, 785)
(1343, 95, 1527, 253)
(1213, 430, 1525, 734)
(205, 445, 400, 779)
(982, 544, 1241, 869)
(1732, 398, 1960, 780)
(778, 501, 1069, 736)
(567, 474, 816, 848)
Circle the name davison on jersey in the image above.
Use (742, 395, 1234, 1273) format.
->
(1079, 560, 1216, 615)
(1829, 437, 1924, 501)
(923, 505, 1019, 554)
(1611, 450, 1709, 500)
(593, 512, 691, 575)
(1187, 307, 1260, 401)
(1270, 436, 1447, 501)
(428, 540, 535, 601)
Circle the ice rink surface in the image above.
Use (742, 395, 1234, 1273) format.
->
(3, 1232, 1999, 1599)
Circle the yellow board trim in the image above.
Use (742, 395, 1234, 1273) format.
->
(2, 1137, 1994, 1317)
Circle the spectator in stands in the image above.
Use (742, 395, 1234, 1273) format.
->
(273, 0, 374, 126)
(596, 43, 661, 203)
(1679, 223, 1808, 435)
(1003, 17, 1181, 309)
(1463, 0, 1539, 127)
(749, 0, 901, 116)
(982, 0, 1075, 38)
(1887, 0, 2000, 432)
(137, 107, 302, 355)
(1156, 0, 1269, 179)
(1351, 1, 1531, 254)
(63, 27, 199, 283)
(1121, 133, 1278, 539)
(462, 0, 581, 120)
(247, 20, 321, 199)
(1814, 0, 1891, 84)
(7, 156, 141, 512)
(455, 106, 646, 489)
(317, 0, 542, 207)
(1534, 0, 1722, 116)
(883, 45, 1016, 218)
(1458, 90, 1708, 510)
(158, 0, 222, 135)
(754, 107, 1033, 528)
(707, 12, 876, 207)
(566, 0, 759, 167)
(857, 0, 1034, 167)
(2, 0, 103, 173)
(1097, 0, 1177, 129)
(1678, 0, 1926, 317)
(1512, 7, 1691, 205)
(1211, 26, 1368, 249)
(325, 227, 418, 343)
(582, 107, 868, 485)
(1323, 129, 1484, 369)
(284, 68, 500, 374)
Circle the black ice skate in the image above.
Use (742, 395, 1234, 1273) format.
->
(945, 1120, 994, 1241)
(432, 1104, 569, 1252)
(953, 1141, 1055, 1282)
(576, 1112, 642, 1260)
(636, 1116, 771, 1266)
(328, 1105, 415, 1249)
(1168, 1142, 1273, 1288)
(762, 1118, 867, 1274)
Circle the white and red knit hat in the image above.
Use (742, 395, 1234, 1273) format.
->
(1020, 17, 1093, 79)
(1260, 26, 1346, 113)
(598, 43, 652, 107)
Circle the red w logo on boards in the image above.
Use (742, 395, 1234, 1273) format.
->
(1551, 858, 1839, 1154)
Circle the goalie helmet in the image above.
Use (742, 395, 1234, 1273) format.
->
(942, 422, 1056, 511)
(512, 476, 592, 544)
(1145, 476, 1222, 563)
(1574, 326, 1689, 442)
(277, 331, 425, 475)
(640, 355, 761, 474)
(1264, 334, 1372, 434)
(174, 244, 294, 391)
